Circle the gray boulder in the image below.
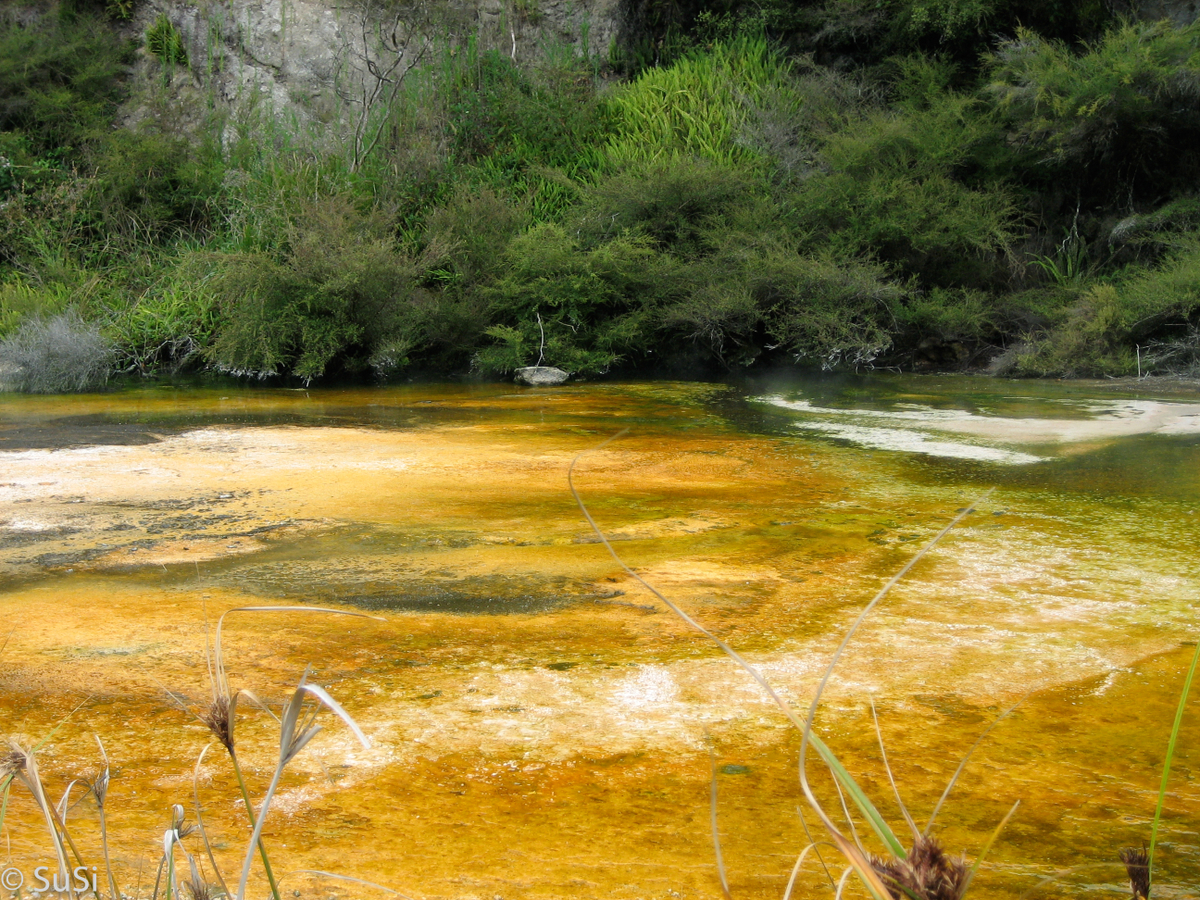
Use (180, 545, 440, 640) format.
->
(514, 366, 569, 386)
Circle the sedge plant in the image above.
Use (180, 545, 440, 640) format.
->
(2, 607, 379, 900)
(191, 605, 381, 900)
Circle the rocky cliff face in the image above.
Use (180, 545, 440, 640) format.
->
(131, 0, 621, 134)
(1137, 0, 1200, 25)
(123, 0, 1198, 138)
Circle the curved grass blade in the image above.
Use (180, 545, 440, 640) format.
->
(924, 696, 1025, 837)
(870, 696, 920, 842)
(1148, 638, 1200, 890)
(799, 492, 993, 863)
(235, 673, 370, 900)
(93, 736, 122, 900)
(191, 743, 231, 900)
(710, 753, 732, 900)
(288, 869, 417, 899)
(962, 800, 1020, 895)
(570, 435, 988, 899)
(783, 842, 831, 900)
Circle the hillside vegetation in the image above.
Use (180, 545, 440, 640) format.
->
(2, 0, 1200, 388)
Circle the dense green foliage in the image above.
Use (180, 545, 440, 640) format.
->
(3, 0, 1200, 388)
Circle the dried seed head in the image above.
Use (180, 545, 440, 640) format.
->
(168, 803, 197, 841)
(871, 836, 971, 900)
(1120, 846, 1150, 900)
(89, 767, 110, 807)
(201, 694, 235, 753)
(182, 875, 218, 900)
(0, 748, 27, 779)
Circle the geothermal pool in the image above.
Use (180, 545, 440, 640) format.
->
(1, 374, 1198, 899)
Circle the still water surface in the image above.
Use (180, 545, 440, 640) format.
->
(1, 374, 1198, 900)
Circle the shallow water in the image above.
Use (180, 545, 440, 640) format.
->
(1, 374, 1198, 900)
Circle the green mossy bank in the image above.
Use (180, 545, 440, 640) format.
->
(2, 0, 1200, 389)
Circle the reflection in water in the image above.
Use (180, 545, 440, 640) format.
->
(0, 375, 1198, 899)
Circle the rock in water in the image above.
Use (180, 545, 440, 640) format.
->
(514, 366, 569, 386)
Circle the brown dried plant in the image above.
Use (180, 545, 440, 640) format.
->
(1119, 846, 1150, 900)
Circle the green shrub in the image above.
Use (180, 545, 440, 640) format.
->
(424, 187, 528, 288)
(577, 157, 757, 253)
(986, 20, 1200, 201)
(746, 0, 1113, 70)
(87, 129, 224, 240)
(1007, 283, 1137, 376)
(1109, 196, 1200, 256)
(786, 70, 1017, 286)
(0, 309, 113, 392)
(0, 279, 73, 338)
(0, 7, 133, 156)
(477, 224, 678, 375)
(756, 250, 903, 367)
(1006, 238, 1200, 375)
(656, 278, 760, 367)
(892, 286, 1006, 350)
(1119, 236, 1200, 334)
(208, 198, 421, 380)
(434, 43, 609, 219)
(108, 258, 219, 374)
(743, 60, 878, 185)
(105, 0, 135, 20)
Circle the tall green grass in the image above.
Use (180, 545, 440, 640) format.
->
(605, 36, 791, 170)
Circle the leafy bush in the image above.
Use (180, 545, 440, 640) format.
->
(424, 187, 527, 288)
(108, 258, 219, 375)
(743, 60, 877, 185)
(892, 287, 1012, 368)
(987, 20, 1200, 201)
(743, 0, 1113, 70)
(756, 250, 903, 367)
(435, 43, 609, 218)
(87, 130, 224, 240)
(0, 7, 133, 156)
(477, 224, 679, 375)
(1007, 283, 1137, 376)
(786, 67, 1017, 286)
(1109, 196, 1200, 256)
(578, 157, 757, 253)
(209, 198, 421, 380)
(0, 309, 113, 392)
(0, 278, 74, 338)
(1006, 236, 1200, 375)
(1119, 236, 1200, 334)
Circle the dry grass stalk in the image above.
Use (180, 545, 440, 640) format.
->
(234, 668, 370, 900)
(2, 743, 77, 899)
(201, 605, 381, 900)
